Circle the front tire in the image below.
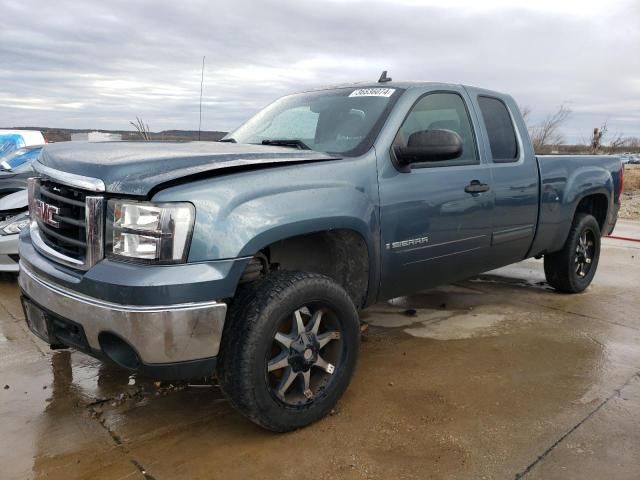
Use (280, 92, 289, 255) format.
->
(217, 271, 360, 432)
(544, 213, 601, 293)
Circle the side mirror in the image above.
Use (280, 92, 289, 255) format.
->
(394, 129, 463, 166)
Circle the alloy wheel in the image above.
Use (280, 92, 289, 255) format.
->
(575, 228, 596, 278)
(266, 305, 342, 406)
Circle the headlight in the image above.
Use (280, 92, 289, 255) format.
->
(107, 200, 195, 264)
(0, 212, 30, 235)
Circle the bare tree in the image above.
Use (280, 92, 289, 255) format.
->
(130, 117, 151, 141)
(627, 137, 640, 149)
(589, 121, 608, 154)
(609, 135, 640, 152)
(529, 105, 571, 153)
(609, 132, 626, 150)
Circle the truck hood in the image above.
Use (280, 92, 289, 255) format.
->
(36, 141, 341, 196)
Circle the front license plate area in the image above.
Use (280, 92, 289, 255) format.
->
(21, 297, 51, 343)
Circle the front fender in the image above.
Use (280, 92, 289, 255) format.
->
(151, 160, 380, 263)
(192, 182, 376, 261)
(151, 155, 381, 304)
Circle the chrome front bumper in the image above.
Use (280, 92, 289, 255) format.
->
(19, 263, 228, 365)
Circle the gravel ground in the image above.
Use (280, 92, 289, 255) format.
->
(624, 164, 640, 191)
(619, 193, 640, 221)
(620, 165, 640, 221)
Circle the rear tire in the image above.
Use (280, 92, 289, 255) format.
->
(544, 213, 601, 293)
(217, 271, 360, 432)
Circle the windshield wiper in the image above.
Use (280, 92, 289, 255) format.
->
(219, 138, 237, 143)
(261, 139, 311, 150)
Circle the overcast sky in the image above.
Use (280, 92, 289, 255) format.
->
(1, 0, 638, 143)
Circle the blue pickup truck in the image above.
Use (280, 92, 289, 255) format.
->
(19, 80, 623, 431)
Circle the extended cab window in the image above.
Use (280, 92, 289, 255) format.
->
(394, 92, 478, 166)
(478, 96, 518, 162)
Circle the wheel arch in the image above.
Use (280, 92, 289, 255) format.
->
(572, 192, 609, 233)
(239, 222, 376, 309)
(542, 187, 611, 256)
(563, 164, 613, 235)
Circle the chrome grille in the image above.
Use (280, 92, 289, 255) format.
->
(37, 182, 87, 260)
(28, 176, 105, 271)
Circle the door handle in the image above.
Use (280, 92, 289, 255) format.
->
(464, 180, 490, 194)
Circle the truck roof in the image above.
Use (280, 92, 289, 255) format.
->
(310, 81, 510, 98)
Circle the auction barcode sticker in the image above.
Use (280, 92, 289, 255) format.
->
(349, 88, 396, 98)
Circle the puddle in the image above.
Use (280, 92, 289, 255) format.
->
(362, 282, 517, 338)
(404, 312, 507, 340)
(470, 274, 550, 290)
(364, 308, 454, 328)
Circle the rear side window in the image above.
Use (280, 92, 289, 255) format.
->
(478, 96, 518, 163)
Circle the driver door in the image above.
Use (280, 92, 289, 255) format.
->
(377, 90, 494, 300)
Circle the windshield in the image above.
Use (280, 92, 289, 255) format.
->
(225, 87, 403, 156)
(0, 147, 42, 171)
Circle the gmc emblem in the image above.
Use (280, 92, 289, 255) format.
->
(34, 199, 60, 228)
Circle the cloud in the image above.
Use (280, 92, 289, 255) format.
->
(0, 0, 638, 142)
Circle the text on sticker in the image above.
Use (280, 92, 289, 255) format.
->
(348, 88, 396, 98)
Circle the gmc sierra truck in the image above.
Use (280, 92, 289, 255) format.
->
(19, 80, 623, 431)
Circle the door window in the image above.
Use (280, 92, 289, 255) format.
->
(394, 92, 478, 167)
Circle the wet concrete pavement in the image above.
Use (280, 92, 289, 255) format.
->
(2, 220, 640, 480)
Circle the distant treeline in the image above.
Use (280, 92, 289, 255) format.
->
(1, 127, 227, 143)
(539, 143, 640, 155)
(521, 105, 640, 155)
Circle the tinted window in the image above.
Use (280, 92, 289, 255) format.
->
(478, 96, 518, 162)
(394, 92, 478, 166)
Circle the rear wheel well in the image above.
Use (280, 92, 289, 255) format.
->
(240, 230, 370, 308)
(574, 194, 608, 232)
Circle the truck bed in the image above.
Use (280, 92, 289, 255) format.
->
(529, 155, 623, 256)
